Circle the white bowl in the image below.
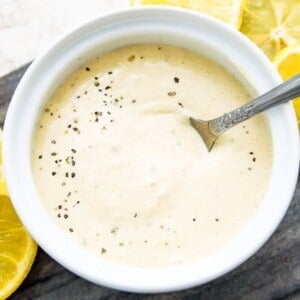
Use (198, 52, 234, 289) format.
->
(3, 7, 299, 293)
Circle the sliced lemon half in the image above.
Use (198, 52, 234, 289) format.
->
(241, 0, 300, 59)
(273, 43, 300, 124)
(0, 130, 8, 195)
(0, 128, 37, 299)
(0, 195, 38, 299)
(131, 0, 244, 29)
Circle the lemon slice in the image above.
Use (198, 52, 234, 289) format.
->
(273, 43, 300, 80)
(0, 195, 37, 299)
(240, 0, 300, 59)
(0, 128, 37, 299)
(0, 130, 8, 195)
(273, 43, 300, 123)
(130, 0, 244, 29)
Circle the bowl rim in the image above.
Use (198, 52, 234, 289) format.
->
(3, 6, 299, 293)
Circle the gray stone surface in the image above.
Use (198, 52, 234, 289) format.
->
(1, 65, 299, 300)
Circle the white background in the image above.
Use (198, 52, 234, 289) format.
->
(0, 0, 130, 77)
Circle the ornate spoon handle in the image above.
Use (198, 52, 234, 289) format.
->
(209, 74, 300, 135)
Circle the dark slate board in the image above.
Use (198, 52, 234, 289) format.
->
(1, 65, 299, 300)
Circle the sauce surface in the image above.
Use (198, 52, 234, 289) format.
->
(32, 44, 272, 267)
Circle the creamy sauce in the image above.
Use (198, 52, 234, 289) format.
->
(32, 44, 272, 267)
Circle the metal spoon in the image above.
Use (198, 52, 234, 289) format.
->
(190, 74, 300, 151)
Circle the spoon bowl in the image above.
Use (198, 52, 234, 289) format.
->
(191, 74, 300, 151)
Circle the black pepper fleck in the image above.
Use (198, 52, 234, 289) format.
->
(168, 91, 176, 97)
(174, 77, 179, 83)
(127, 55, 135, 62)
(85, 67, 90, 71)
(111, 227, 118, 235)
(101, 248, 107, 254)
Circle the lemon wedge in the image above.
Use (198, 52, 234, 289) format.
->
(0, 195, 37, 299)
(0, 130, 8, 195)
(0, 128, 37, 299)
(240, 0, 300, 59)
(273, 43, 300, 80)
(273, 43, 300, 123)
(130, 0, 244, 29)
